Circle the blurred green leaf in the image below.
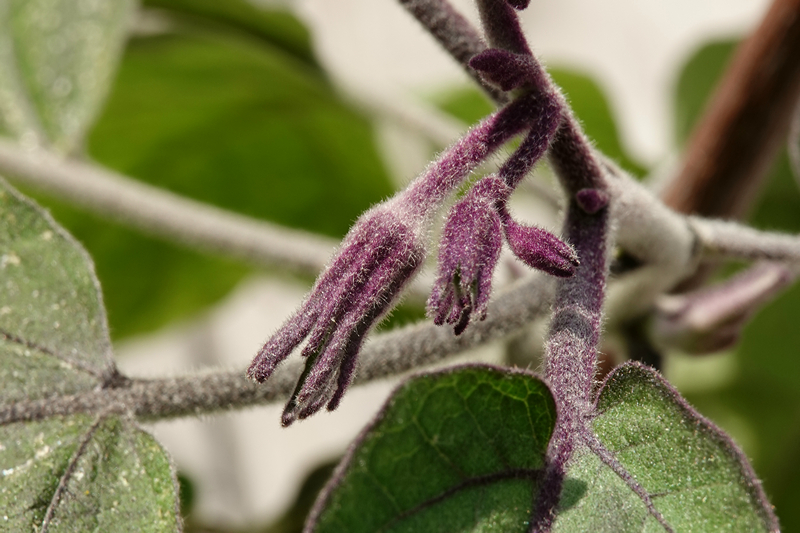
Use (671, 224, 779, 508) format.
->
(0, 0, 135, 152)
(549, 68, 646, 177)
(0, 415, 181, 532)
(36, 20, 394, 339)
(432, 87, 495, 126)
(672, 37, 800, 530)
(673, 40, 737, 145)
(433, 69, 646, 177)
(554, 363, 775, 532)
(0, 178, 112, 402)
(143, 0, 317, 68)
(310, 365, 556, 532)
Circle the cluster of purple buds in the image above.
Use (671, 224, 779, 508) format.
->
(248, 41, 580, 424)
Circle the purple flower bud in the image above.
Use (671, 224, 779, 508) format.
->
(502, 215, 579, 277)
(428, 176, 508, 335)
(248, 204, 425, 425)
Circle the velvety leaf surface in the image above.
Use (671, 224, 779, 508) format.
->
(0, 415, 181, 532)
(0, 0, 134, 152)
(0, 178, 112, 402)
(553, 363, 775, 532)
(309, 365, 556, 533)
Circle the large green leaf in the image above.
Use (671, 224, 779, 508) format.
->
(0, 415, 181, 532)
(0, 0, 134, 152)
(0, 178, 113, 402)
(553, 363, 775, 532)
(35, 21, 394, 339)
(310, 364, 774, 531)
(142, 0, 317, 68)
(309, 365, 557, 533)
(0, 180, 181, 531)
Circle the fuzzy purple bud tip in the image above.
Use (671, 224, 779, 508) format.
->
(575, 188, 609, 214)
(503, 216, 578, 277)
(428, 176, 508, 335)
(247, 206, 425, 424)
(506, 0, 531, 9)
(469, 49, 539, 92)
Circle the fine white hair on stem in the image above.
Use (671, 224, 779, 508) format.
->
(0, 273, 555, 425)
(0, 139, 336, 277)
(690, 217, 800, 263)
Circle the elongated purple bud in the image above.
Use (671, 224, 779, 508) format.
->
(503, 216, 578, 277)
(428, 176, 507, 334)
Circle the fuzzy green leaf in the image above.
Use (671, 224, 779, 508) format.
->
(553, 363, 777, 532)
(0, 415, 181, 532)
(308, 365, 557, 533)
(0, 0, 135, 152)
(0, 178, 113, 402)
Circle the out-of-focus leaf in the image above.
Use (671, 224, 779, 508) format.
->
(548, 68, 646, 177)
(35, 23, 394, 339)
(0, 0, 135, 152)
(0, 415, 181, 532)
(433, 69, 646, 177)
(0, 178, 113, 402)
(309, 365, 556, 533)
(432, 87, 495, 126)
(672, 37, 800, 530)
(673, 40, 737, 145)
(553, 363, 775, 532)
(142, 0, 317, 67)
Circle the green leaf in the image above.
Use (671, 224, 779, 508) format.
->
(433, 69, 647, 177)
(553, 363, 776, 532)
(142, 0, 317, 68)
(549, 68, 647, 177)
(0, 180, 181, 531)
(0, 0, 135, 152)
(0, 178, 113, 402)
(309, 365, 557, 533)
(31, 21, 394, 339)
(673, 40, 737, 145)
(0, 415, 181, 532)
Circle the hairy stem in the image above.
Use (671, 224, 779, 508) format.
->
(0, 274, 554, 425)
(0, 140, 335, 277)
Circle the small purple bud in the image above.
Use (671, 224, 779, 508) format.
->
(506, 0, 531, 9)
(651, 262, 793, 354)
(502, 216, 579, 277)
(248, 204, 425, 424)
(428, 176, 508, 335)
(469, 49, 542, 92)
(575, 188, 609, 214)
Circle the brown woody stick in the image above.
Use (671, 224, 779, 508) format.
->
(662, 0, 800, 218)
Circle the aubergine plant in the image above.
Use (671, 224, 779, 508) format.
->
(0, 0, 799, 531)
